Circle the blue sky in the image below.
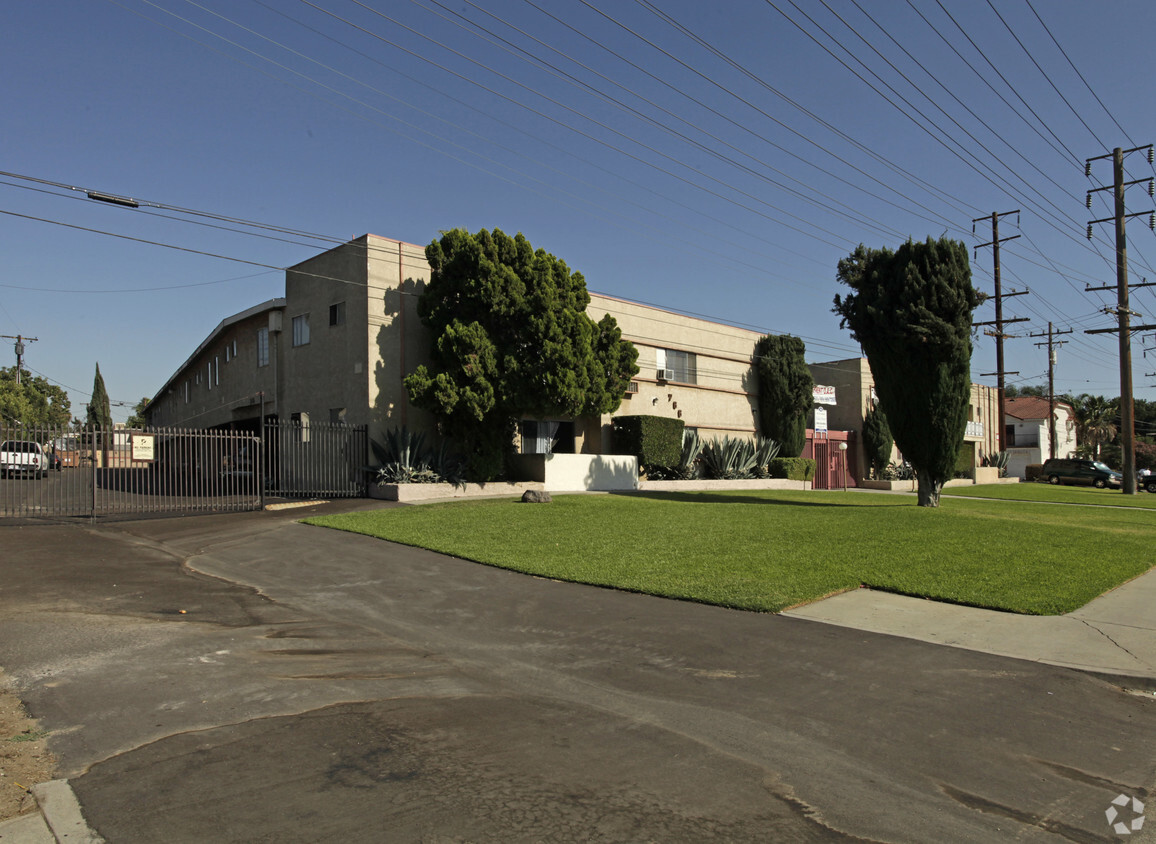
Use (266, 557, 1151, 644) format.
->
(4, 0, 1156, 423)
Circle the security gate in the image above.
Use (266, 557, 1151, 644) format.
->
(1, 421, 366, 521)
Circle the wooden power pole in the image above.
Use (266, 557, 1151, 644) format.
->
(1085, 144, 1156, 495)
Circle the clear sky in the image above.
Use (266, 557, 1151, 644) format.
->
(4, 0, 1155, 423)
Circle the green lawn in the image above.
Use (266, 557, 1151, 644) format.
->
(944, 482, 1156, 509)
(304, 490, 1155, 616)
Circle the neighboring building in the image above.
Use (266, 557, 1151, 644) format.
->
(1002, 395, 1077, 478)
(807, 357, 1000, 483)
(145, 235, 1000, 484)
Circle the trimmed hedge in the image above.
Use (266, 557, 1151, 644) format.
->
(769, 457, 816, 481)
(612, 415, 684, 469)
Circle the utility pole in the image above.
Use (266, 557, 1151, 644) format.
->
(1030, 322, 1072, 460)
(973, 211, 1029, 452)
(1, 335, 38, 385)
(1085, 144, 1156, 495)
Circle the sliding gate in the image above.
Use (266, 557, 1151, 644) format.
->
(1, 421, 366, 521)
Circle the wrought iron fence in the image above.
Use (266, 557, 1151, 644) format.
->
(1, 420, 366, 521)
(264, 419, 366, 499)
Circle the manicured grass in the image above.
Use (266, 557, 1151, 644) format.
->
(304, 490, 1155, 616)
(944, 482, 1156, 509)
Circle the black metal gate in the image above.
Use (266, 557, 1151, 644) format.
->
(1, 421, 366, 521)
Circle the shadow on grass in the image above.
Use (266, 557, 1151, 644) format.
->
(611, 490, 912, 508)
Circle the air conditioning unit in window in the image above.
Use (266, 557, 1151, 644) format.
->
(656, 368, 675, 381)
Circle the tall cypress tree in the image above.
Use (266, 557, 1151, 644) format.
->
(753, 334, 813, 457)
(86, 363, 113, 431)
(834, 237, 983, 507)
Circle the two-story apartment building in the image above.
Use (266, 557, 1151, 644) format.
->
(146, 233, 1002, 484)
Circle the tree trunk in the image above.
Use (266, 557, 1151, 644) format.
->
(916, 474, 942, 507)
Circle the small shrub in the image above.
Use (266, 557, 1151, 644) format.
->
(612, 415, 684, 472)
(768, 457, 816, 481)
(881, 461, 915, 481)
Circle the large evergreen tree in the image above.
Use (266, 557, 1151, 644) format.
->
(752, 334, 813, 457)
(834, 237, 983, 507)
(405, 228, 639, 480)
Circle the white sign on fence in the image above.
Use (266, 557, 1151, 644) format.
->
(131, 434, 155, 462)
(814, 406, 828, 432)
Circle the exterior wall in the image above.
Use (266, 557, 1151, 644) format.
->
(807, 358, 1000, 480)
(146, 300, 284, 430)
(808, 358, 876, 477)
(588, 293, 762, 452)
(280, 235, 435, 449)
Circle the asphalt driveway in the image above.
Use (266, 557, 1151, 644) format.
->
(1, 502, 1153, 842)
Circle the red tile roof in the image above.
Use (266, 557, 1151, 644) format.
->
(1004, 395, 1073, 420)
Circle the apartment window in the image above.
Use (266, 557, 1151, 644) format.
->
(292, 314, 310, 346)
(214, 356, 220, 387)
(257, 328, 269, 367)
(225, 339, 237, 362)
(185, 381, 190, 403)
(657, 348, 697, 385)
(329, 302, 346, 326)
(206, 361, 212, 390)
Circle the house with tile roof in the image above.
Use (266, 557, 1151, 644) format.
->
(1003, 395, 1077, 478)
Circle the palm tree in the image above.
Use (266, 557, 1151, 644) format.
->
(1074, 394, 1117, 459)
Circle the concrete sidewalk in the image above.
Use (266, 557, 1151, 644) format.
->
(783, 566, 1156, 689)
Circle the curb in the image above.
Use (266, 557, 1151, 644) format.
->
(31, 781, 103, 844)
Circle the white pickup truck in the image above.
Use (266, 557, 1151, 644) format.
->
(0, 440, 48, 479)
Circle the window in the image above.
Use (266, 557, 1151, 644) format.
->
(225, 339, 237, 362)
(292, 314, 310, 347)
(329, 302, 346, 326)
(185, 381, 190, 403)
(521, 420, 560, 454)
(657, 348, 697, 384)
(206, 361, 212, 391)
(214, 356, 220, 387)
(257, 327, 269, 367)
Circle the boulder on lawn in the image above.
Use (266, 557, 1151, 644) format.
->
(521, 490, 552, 504)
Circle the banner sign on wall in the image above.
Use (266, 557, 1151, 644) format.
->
(813, 385, 837, 406)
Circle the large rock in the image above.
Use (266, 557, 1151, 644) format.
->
(521, 490, 552, 504)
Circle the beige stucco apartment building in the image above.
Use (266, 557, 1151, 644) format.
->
(146, 234, 1000, 483)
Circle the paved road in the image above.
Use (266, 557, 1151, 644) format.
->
(1, 503, 1153, 842)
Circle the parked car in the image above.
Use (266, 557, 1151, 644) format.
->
(1040, 458, 1122, 489)
(0, 440, 48, 479)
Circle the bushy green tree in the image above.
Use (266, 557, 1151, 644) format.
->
(753, 334, 813, 457)
(125, 397, 151, 429)
(406, 228, 639, 480)
(862, 404, 893, 478)
(834, 237, 983, 507)
(0, 367, 72, 428)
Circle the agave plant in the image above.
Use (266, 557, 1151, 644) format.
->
(751, 436, 781, 479)
(370, 426, 463, 485)
(699, 435, 757, 479)
(981, 450, 1011, 478)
